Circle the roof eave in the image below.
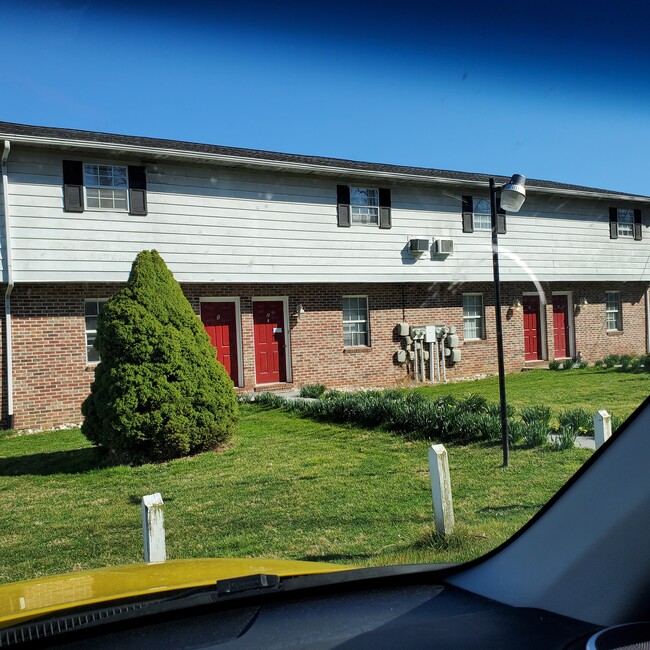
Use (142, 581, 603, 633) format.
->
(3, 132, 649, 204)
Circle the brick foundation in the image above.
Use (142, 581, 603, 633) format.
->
(1, 280, 647, 430)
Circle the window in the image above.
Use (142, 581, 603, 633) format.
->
(605, 291, 622, 331)
(85, 299, 108, 362)
(463, 294, 484, 340)
(350, 187, 379, 224)
(342, 296, 370, 347)
(472, 198, 492, 231)
(84, 164, 128, 210)
(616, 208, 634, 237)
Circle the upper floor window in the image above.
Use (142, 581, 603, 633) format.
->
(605, 291, 622, 331)
(85, 299, 108, 363)
(350, 187, 379, 225)
(336, 185, 391, 229)
(463, 293, 484, 340)
(616, 208, 634, 237)
(609, 207, 642, 240)
(343, 296, 370, 347)
(462, 195, 505, 234)
(84, 164, 128, 210)
(472, 198, 491, 231)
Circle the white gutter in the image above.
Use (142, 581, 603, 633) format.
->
(1, 140, 14, 428)
(2, 132, 649, 204)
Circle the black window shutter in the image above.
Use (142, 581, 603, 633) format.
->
(609, 207, 618, 239)
(496, 197, 507, 234)
(337, 185, 351, 227)
(378, 188, 391, 229)
(62, 160, 84, 212)
(634, 209, 642, 241)
(128, 165, 148, 216)
(461, 195, 473, 233)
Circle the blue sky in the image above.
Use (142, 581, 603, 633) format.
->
(2, 0, 650, 195)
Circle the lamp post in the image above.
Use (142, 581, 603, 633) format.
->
(489, 174, 526, 468)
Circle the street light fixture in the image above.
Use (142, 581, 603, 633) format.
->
(490, 174, 526, 468)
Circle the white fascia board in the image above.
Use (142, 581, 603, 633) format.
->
(4, 132, 650, 204)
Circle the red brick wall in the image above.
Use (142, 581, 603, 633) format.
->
(1, 280, 647, 429)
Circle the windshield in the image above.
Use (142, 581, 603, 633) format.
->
(1, 0, 649, 603)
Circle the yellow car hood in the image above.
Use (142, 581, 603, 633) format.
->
(0, 558, 348, 629)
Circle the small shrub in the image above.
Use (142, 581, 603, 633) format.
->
(594, 359, 605, 369)
(236, 393, 255, 404)
(629, 357, 643, 373)
(558, 407, 594, 436)
(458, 393, 489, 414)
(486, 402, 516, 419)
(603, 354, 619, 369)
(255, 392, 286, 409)
(299, 384, 326, 399)
(562, 358, 574, 370)
(639, 354, 650, 372)
(611, 414, 623, 432)
(522, 421, 548, 447)
(548, 360, 561, 371)
(576, 361, 589, 370)
(507, 419, 525, 446)
(619, 355, 633, 371)
(549, 425, 578, 451)
(520, 405, 552, 428)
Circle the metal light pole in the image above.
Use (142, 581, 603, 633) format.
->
(489, 174, 527, 468)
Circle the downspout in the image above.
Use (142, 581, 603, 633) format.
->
(1, 140, 14, 429)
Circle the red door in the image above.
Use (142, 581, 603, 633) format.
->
(523, 296, 542, 361)
(253, 301, 287, 384)
(552, 295, 570, 358)
(201, 302, 239, 386)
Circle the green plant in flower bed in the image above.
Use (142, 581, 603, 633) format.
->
(549, 360, 561, 370)
(603, 354, 619, 369)
(299, 384, 327, 398)
(549, 425, 578, 451)
(558, 407, 594, 436)
(576, 361, 589, 370)
(619, 355, 633, 371)
(594, 359, 605, 369)
(519, 404, 552, 448)
(628, 357, 643, 373)
(562, 359, 574, 370)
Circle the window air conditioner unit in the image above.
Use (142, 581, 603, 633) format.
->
(435, 239, 454, 255)
(409, 239, 430, 255)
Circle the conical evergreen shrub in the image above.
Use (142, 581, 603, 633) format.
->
(81, 250, 238, 462)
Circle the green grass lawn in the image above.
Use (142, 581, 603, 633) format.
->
(412, 368, 650, 420)
(0, 405, 592, 584)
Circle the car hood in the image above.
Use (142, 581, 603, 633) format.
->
(0, 558, 348, 628)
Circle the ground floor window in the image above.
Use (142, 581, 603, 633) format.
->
(343, 296, 370, 347)
(463, 293, 484, 340)
(605, 291, 622, 331)
(85, 299, 108, 362)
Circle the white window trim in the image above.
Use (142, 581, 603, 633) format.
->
(199, 297, 244, 388)
(472, 197, 492, 232)
(616, 208, 634, 238)
(605, 291, 622, 331)
(251, 296, 292, 384)
(462, 293, 484, 341)
(342, 294, 370, 347)
(83, 163, 129, 212)
(350, 187, 379, 226)
(84, 298, 108, 364)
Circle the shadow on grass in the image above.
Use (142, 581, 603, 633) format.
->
(0, 447, 115, 476)
(479, 504, 542, 514)
(299, 552, 378, 563)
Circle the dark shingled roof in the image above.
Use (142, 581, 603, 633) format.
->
(0, 121, 647, 199)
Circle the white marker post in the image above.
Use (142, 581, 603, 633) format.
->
(428, 444, 454, 536)
(142, 493, 166, 563)
(594, 410, 612, 450)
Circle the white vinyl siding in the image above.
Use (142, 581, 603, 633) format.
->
(4, 149, 650, 284)
(472, 198, 491, 231)
(85, 299, 108, 363)
(463, 294, 484, 340)
(617, 208, 634, 237)
(84, 164, 128, 210)
(350, 187, 379, 225)
(343, 296, 369, 347)
(605, 291, 622, 331)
